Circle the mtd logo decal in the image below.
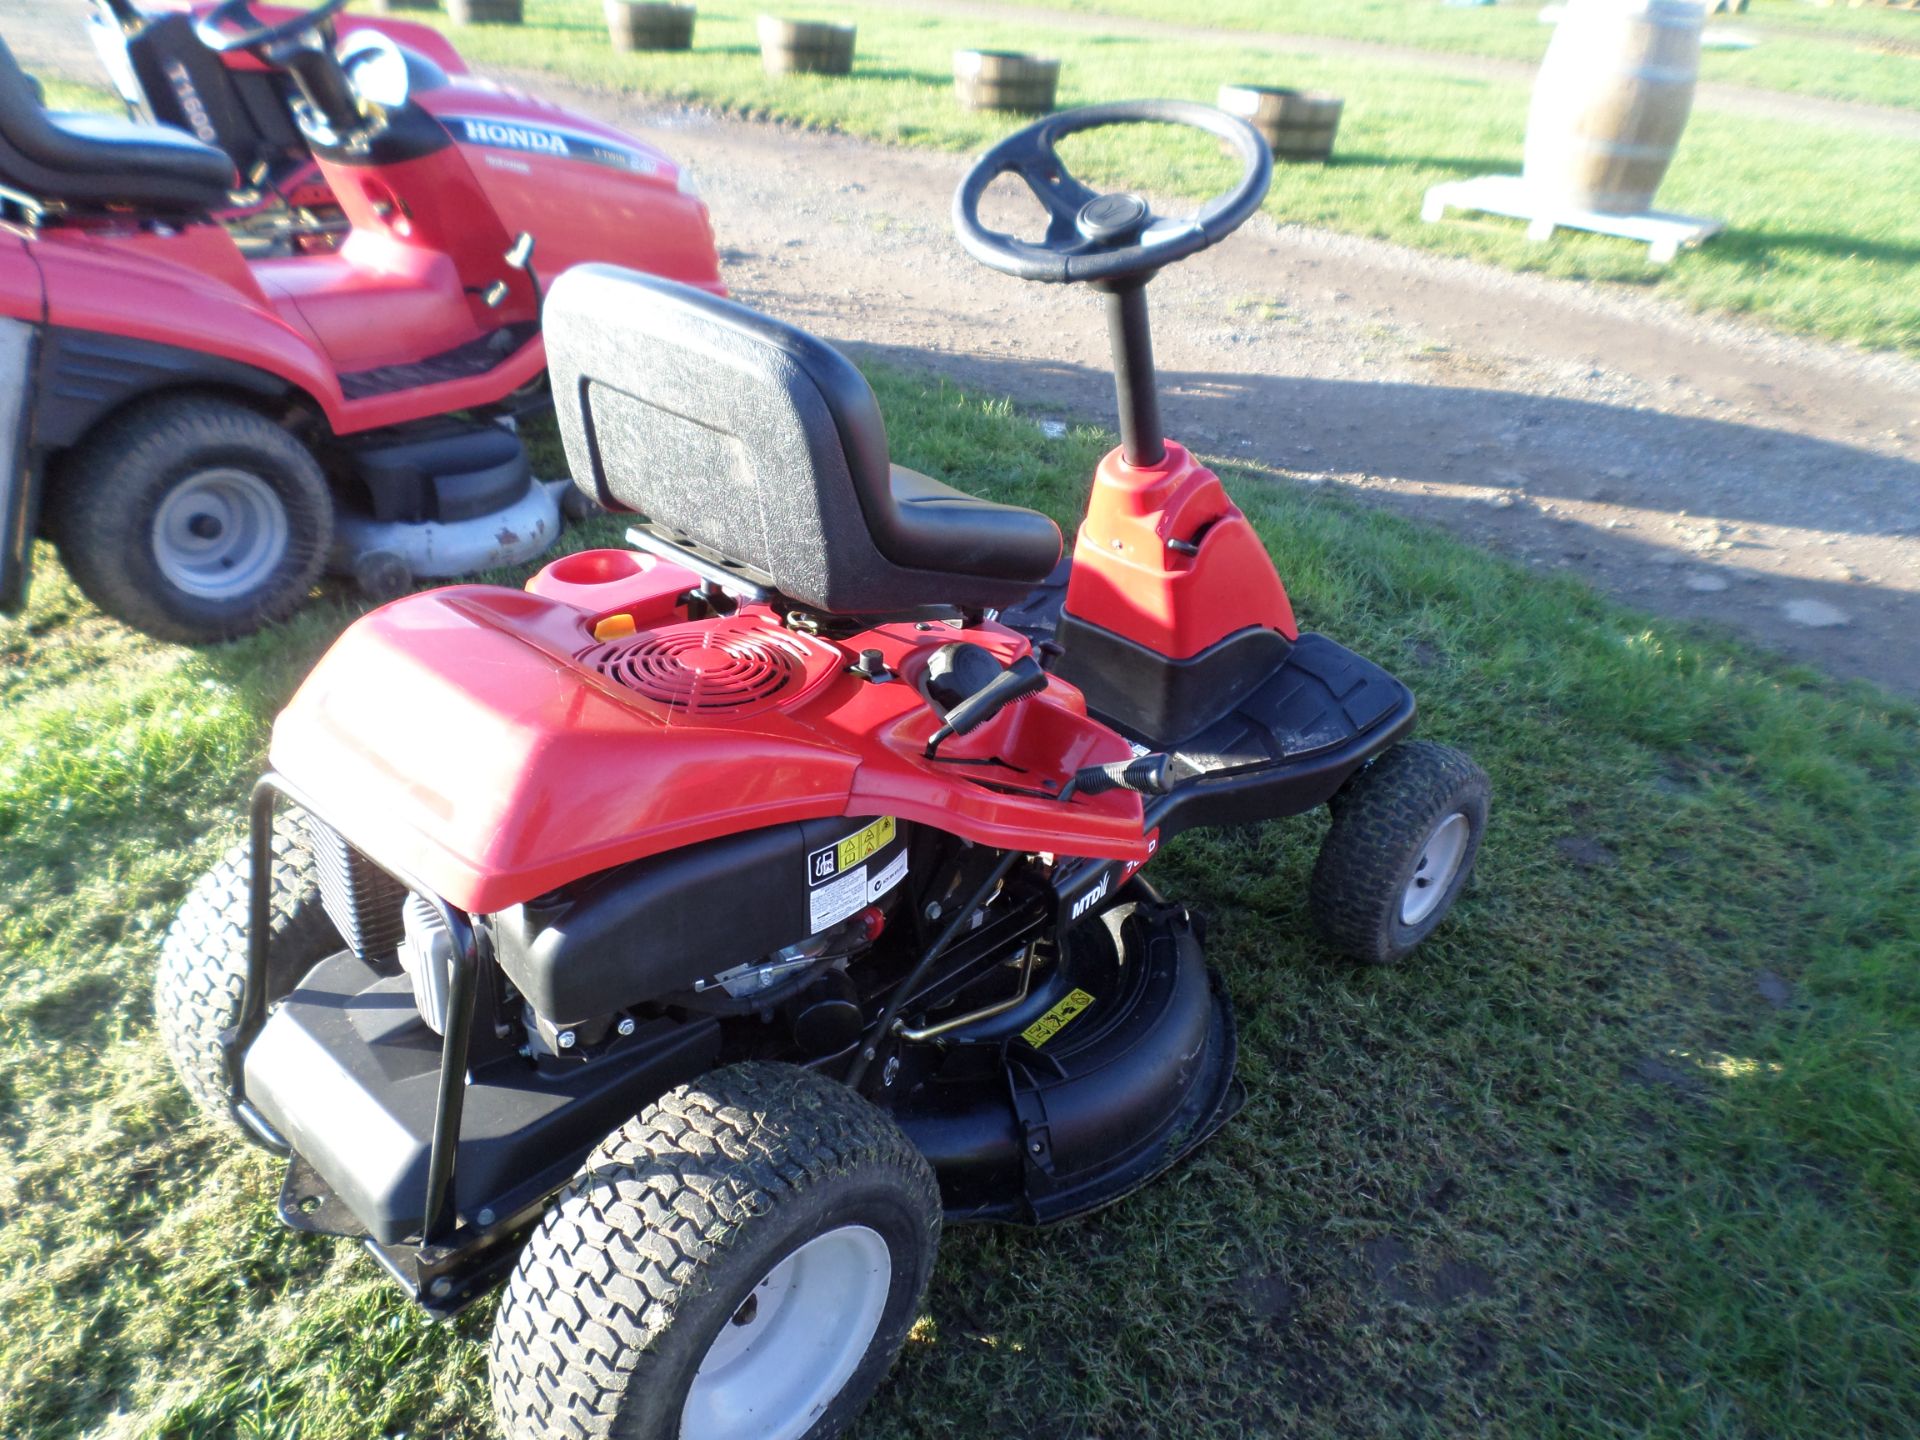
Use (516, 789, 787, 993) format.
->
(1070, 871, 1111, 921)
(448, 117, 660, 176)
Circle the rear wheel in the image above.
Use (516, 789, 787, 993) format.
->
(1310, 741, 1489, 964)
(155, 810, 338, 1126)
(490, 1062, 941, 1440)
(48, 394, 331, 643)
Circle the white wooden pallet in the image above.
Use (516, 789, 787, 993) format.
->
(1421, 174, 1725, 264)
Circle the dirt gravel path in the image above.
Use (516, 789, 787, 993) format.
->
(11, 7, 1918, 695)
(603, 94, 1920, 697)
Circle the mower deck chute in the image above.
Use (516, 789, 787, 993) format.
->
(897, 896, 1243, 1225)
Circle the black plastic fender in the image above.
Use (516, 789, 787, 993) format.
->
(888, 898, 1241, 1225)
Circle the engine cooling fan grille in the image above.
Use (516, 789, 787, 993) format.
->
(584, 621, 810, 714)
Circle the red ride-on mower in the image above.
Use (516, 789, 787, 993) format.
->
(82, 0, 470, 245)
(0, 0, 722, 642)
(156, 102, 1488, 1438)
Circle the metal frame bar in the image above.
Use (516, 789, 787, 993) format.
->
(239, 773, 482, 1245)
(845, 848, 1022, 1091)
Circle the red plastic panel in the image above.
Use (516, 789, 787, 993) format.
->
(422, 81, 726, 294)
(0, 234, 44, 321)
(270, 559, 1148, 911)
(1063, 441, 1298, 657)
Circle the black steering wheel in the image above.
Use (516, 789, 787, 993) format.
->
(953, 99, 1272, 286)
(194, 0, 351, 56)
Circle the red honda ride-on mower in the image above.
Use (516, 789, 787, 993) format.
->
(0, 0, 721, 642)
(157, 103, 1489, 1438)
(82, 0, 469, 243)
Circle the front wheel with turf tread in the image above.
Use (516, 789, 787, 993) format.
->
(155, 810, 339, 1125)
(47, 393, 331, 643)
(1310, 740, 1489, 965)
(489, 1061, 942, 1440)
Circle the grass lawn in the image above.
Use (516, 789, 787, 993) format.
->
(1047, 0, 1920, 112)
(435, 1, 1920, 356)
(3, 368, 1918, 1438)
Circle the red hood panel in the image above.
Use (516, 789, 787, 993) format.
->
(270, 558, 1148, 912)
(270, 586, 858, 911)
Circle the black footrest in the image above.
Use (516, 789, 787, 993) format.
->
(1143, 633, 1416, 840)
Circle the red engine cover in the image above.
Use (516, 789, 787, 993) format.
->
(269, 553, 1149, 912)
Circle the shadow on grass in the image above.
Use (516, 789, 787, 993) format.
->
(837, 339, 1920, 694)
(1318, 150, 1489, 178)
(852, 65, 958, 87)
(1719, 227, 1920, 268)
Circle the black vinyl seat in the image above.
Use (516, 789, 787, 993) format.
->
(545, 266, 1063, 615)
(0, 37, 235, 213)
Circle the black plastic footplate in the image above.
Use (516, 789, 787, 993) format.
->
(244, 949, 719, 1248)
(1142, 631, 1417, 839)
(1000, 560, 1417, 840)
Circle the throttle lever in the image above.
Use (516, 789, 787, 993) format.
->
(925, 655, 1049, 758)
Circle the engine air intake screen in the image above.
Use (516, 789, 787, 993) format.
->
(583, 619, 808, 715)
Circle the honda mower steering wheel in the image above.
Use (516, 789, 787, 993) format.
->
(953, 99, 1272, 286)
(194, 0, 351, 56)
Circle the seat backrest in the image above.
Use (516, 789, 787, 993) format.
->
(116, 11, 277, 172)
(0, 36, 235, 213)
(0, 39, 61, 166)
(546, 266, 911, 614)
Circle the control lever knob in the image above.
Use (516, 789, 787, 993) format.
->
(1072, 751, 1202, 796)
(924, 655, 1048, 756)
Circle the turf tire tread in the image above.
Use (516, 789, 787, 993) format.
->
(155, 810, 336, 1119)
(1310, 740, 1489, 965)
(489, 1062, 941, 1440)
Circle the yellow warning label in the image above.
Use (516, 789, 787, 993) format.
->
(836, 815, 896, 872)
(1022, 988, 1096, 1049)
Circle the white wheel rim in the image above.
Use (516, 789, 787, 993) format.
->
(679, 1223, 892, 1440)
(151, 467, 290, 601)
(1400, 811, 1471, 926)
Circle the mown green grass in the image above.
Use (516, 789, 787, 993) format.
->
(3, 371, 1917, 1438)
(437, 0, 1920, 355)
(1047, 0, 1920, 112)
(38, 77, 120, 112)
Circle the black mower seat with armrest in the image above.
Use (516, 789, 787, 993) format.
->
(0, 37, 235, 213)
(545, 266, 1063, 615)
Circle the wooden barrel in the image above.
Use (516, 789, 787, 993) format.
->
(1216, 85, 1344, 163)
(446, 0, 522, 22)
(954, 51, 1060, 114)
(758, 16, 856, 76)
(1523, 0, 1703, 216)
(606, 1, 696, 52)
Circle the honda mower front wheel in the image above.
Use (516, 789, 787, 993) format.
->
(48, 393, 332, 643)
(1310, 740, 1490, 965)
(155, 809, 339, 1127)
(490, 1062, 941, 1440)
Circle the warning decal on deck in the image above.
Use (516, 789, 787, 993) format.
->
(1021, 988, 1096, 1049)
